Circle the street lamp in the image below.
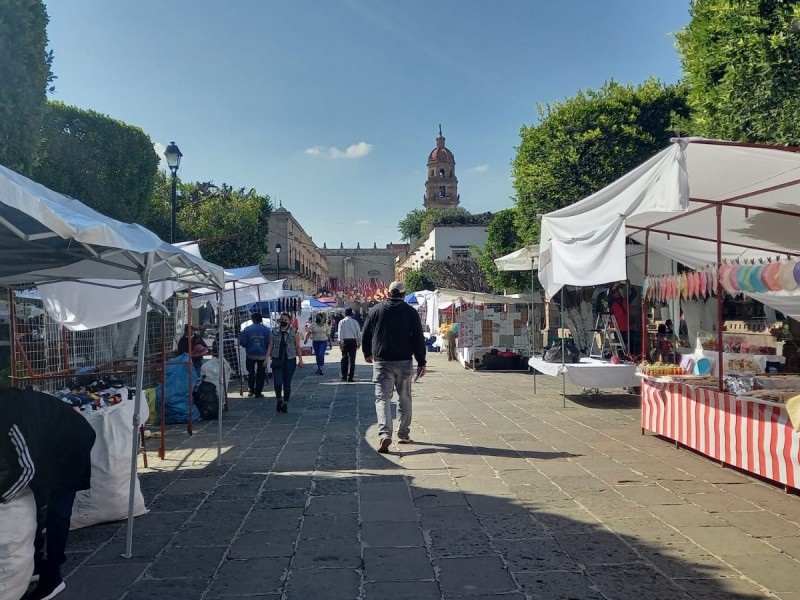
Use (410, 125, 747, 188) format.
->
(275, 243, 282, 281)
(164, 141, 182, 243)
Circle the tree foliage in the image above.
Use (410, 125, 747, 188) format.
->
(419, 258, 491, 293)
(476, 209, 532, 292)
(0, 0, 53, 174)
(178, 181, 272, 268)
(139, 169, 172, 242)
(398, 207, 492, 243)
(32, 102, 159, 223)
(398, 208, 426, 242)
(676, 0, 800, 144)
(404, 269, 435, 292)
(513, 79, 688, 245)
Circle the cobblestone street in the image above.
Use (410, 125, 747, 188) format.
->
(56, 353, 800, 599)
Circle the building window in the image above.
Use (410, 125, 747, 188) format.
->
(452, 249, 470, 259)
(438, 168, 445, 178)
(438, 186, 445, 198)
(430, 169, 434, 177)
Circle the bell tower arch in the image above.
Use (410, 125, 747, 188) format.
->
(424, 125, 459, 210)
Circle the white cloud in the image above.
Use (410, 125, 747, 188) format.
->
(153, 141, 167, 168)
(355, 219, 371, 226)
(305, 141, 373, 159)
(467, 164, 490, 173)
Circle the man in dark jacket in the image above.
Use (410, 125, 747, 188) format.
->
(0, 388, 97, 600)
(239, 312, 271, 398)
(362, 280, 426, 453)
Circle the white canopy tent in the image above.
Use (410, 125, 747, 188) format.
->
(539, 138, 800, 311)
(494, 244, 540, 272)
(538, 138, 800, 388)
(0, 164, 224, 557)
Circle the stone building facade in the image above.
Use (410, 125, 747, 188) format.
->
(322, 243, 408, 292)
(263, 207, 328, 294)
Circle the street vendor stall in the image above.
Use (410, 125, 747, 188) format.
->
(0, 163, 224, 556)
(538, 138, 800, 488)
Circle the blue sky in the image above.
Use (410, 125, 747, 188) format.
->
(43, 1, 690, 248)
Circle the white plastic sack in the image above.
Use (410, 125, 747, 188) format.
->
(0, 487, 36, 600)
(70, 392, 148, 529)
(200, 356, 231, 402)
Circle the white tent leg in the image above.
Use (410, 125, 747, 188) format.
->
(561, 291, 566, 408)
(217, 292, 225, 465)
(123, 253, 153, 559)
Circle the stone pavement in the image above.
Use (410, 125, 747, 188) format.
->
(54, 353, 800, 599)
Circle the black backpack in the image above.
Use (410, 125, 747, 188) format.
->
(193, 378, 220, 420)
(543, 339, 581, 364)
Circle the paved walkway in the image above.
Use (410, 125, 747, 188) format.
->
(54, 353, 800, 599)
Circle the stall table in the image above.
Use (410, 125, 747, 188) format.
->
(529, 356, 640, 390)
(701, 351, 786, 377)
(641, 378, 800, 489)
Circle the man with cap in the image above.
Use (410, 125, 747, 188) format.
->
(239, 312, 271, 398)
(361, 280, 426, 453)
(337, 307, 362, 382)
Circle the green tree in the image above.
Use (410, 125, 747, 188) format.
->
(676, 0, 800, 144)
(513, 78, 688, 245)
(139, 170, 172, 242)
(404, 269, 434, 292)
(512, 78, 687, 352)
(0, 0, 53, 174)
(476, 209, 532, 292)
(398, 208, 426, 242)
(178, 182, 272, 268)
(32, 102, 159, 222)
(420, 258, 490, 292)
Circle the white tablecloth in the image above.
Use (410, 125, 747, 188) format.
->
(529, 357, 640, 389)
(701, 351, 786, 377)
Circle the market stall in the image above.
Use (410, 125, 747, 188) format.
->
(537, 138, 800, 487)
(0, 163, 224, 555)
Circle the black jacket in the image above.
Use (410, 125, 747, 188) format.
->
(0, 389, 96, 503)
(362, 298, 426, 365)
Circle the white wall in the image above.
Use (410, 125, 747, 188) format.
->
(431, 226, 489, 261)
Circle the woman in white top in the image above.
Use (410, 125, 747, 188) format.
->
(304, 313, 331, 375)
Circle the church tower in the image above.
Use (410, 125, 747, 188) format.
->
(424, 125, 459, 210)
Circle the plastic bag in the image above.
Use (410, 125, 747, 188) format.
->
(0, 487, 36, 600)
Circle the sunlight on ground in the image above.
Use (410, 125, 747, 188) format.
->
(139, 445, 234, 473)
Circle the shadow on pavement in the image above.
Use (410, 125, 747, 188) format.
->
(397, 442, 580, 461)
(566, 393, 641, 410)
(55, 369, 770, 600)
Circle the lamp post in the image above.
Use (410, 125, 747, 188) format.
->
(164, 141, 183, 243)
(275, 243, 282, 281)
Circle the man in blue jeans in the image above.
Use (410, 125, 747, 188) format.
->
(361, 280, 426, 453)
(239, 312, 271, 398)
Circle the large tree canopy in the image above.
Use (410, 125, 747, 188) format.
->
(676, 0, 800, 144)
(476, 209, 531, 292)
(513, 78, 688, 245)
(419, 258, 490, 293)
(32, 102, 159, 223)
(0, 0, 52, 174)
(178, 182, 272, 269)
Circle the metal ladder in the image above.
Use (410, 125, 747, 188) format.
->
(589, 313, 628, 359)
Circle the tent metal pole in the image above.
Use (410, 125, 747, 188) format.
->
(187, 287, 194, 436)
(716, 206, 724, 391)
(560, 290, 566, 408)
(642, 231, 649, 359)
(217, 290, 225, 465)
(472, 296, 476, 371)
(159, 315, 166, 459)
(123, 254, 153, 559)
(232, 282, 243, 396)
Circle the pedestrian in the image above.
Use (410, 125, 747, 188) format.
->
(362, 280, 426, 453)
(267, 312, 304, 413)
(304, 313, 331, 375)
(0, 388, 97, 600)
(177, 324, 208, 373)
(337, 307, 362, 382)
(238, 312, 271, 398)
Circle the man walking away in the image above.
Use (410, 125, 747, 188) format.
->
(338, 307, 361, 382)
(362, 281, 426, 453)
(239, 312, 271, 398)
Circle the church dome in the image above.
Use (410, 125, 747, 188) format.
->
(428, 146, 454, 164)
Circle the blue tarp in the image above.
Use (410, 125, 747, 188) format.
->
(155, 353, 201, 424)
(308, 297, 329, 308)
(405, 293, 418, 304)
